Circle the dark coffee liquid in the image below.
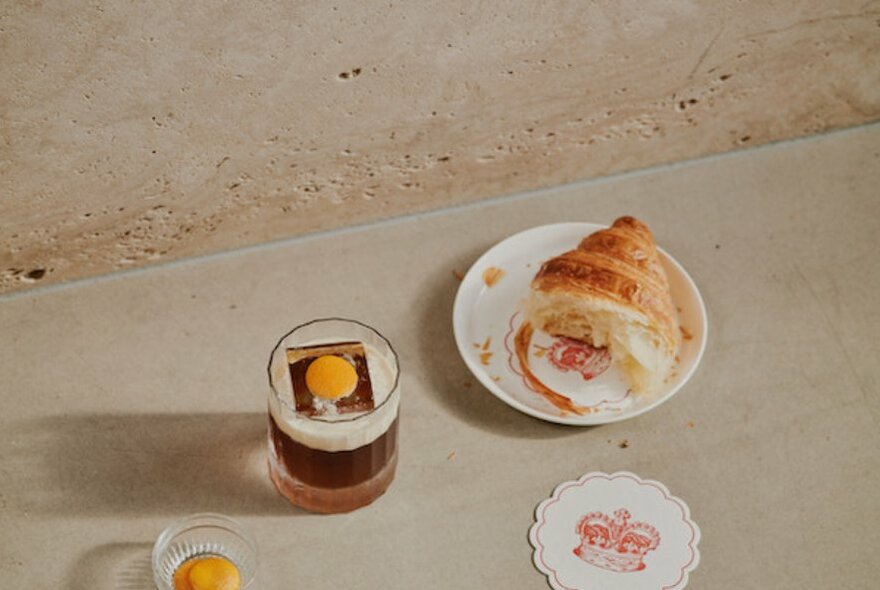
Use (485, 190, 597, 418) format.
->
(268, 413, 398, 489)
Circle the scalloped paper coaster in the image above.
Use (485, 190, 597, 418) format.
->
(529, 472, 700, 590)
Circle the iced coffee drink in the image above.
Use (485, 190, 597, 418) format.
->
(267, 319, 400, 513)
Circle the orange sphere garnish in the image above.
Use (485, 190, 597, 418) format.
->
(173, 558, 197, 590)
(305, 355, 358, 399)
(173, 556, 240, 590)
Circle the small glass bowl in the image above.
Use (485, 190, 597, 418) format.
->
(152, 513, 257, 590)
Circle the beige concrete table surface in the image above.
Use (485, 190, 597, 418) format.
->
(2, 124, 879, 589)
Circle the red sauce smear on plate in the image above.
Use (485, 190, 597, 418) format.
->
(514, 322, 591, 416)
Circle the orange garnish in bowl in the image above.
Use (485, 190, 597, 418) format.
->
(173, 558, 197, 590)
(173, 556, 241, 590)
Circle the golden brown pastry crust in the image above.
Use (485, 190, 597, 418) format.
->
(531, 216, 678, 352)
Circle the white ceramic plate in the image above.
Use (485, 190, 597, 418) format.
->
(452, 223, 707, 425)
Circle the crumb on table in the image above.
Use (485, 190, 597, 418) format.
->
(618, 439, 629, 449)
(452, 270, 464, 281)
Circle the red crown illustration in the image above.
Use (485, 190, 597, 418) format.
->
(547, 337, 611, 381)
(573, 508, 661, 573)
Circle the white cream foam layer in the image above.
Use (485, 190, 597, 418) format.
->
(269, 343, 400, 452)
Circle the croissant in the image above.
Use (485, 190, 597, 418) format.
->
(525, 216, 679, 393)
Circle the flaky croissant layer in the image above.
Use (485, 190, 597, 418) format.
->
(526, 216, 679, 393)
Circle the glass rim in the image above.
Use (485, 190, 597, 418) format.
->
(267, 317, 401, 424)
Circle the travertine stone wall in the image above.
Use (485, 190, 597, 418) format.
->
(2, 1, 879, 293)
